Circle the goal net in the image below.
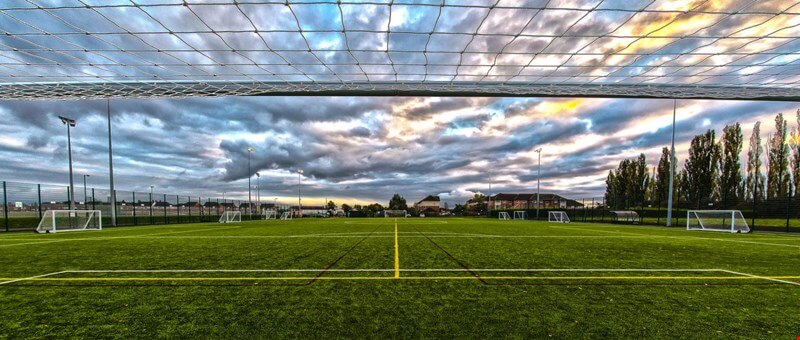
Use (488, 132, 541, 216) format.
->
(219, 211, 241, 223)
(687, 210, 750, 233)
(280, 212, 293, 220)
(262, 210, 276, 220)
(548, 211, 570, 223)
(385, 210, 407, 218)
(611, 211, 640, 224)
(37, 210, 102, 233)
(498, 212, 510, 220)
(513, 211, 526, 220)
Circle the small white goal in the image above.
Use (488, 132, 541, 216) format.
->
(385, 210, 407, 218)
(37, 210, 102, 233)
(548, 211, 570, 223)
(687, 210, 750, 233)
(280, 212, 293, 220)
(498, 212, 510, 220)
(219, 211, 241, 223)
(513, 211, 526, 220)
(262, 210, 276, 220)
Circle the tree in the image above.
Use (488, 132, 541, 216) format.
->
(654, 147, 671, 206)
(341, 203, 352, 213)
(452, 204, 465, 215)
(602, 154, 647, 209)
(326, 200, 337, 210)
(469, 193, 487, 215)
(720, 123, 744, 205)
(745, 121, 765, 202)
(388, 194, 408, 210)
(683, 130, 720, 208)
(767, 113, 791, 199)
(791, 110, 800, 196)
(604, 170, 617, 208)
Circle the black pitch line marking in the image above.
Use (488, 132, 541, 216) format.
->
(412, 227, 488, 285)
(304, 224, 384, 285)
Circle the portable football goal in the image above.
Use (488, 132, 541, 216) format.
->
(219, 211, 241, 223)
(548, 211, 570, 223)
(498, 212, 510, 220)
(36, 210, 102, 233)
(686, 210, 750, 233)
(611, 211, 640, 224)
(280, 212, 293, 220)
(262, 210, 276, 220)
(385, 210, 407, 218)
(513, 211, 526, 220)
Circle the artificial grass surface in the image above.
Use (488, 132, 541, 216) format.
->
(1, 217, 799, 338)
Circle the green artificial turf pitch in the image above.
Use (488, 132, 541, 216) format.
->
(1, 217, 799, 338)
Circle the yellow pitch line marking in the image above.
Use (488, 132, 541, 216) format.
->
(394, 220, 400, 278)
(3, 276, 800, 282)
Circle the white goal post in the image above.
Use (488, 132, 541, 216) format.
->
(548, 211, 570, 223)
(219, 211, 241, 223)
(262, 210, 276, 220)
(498, 212, 510, 220)
(513, 211, 526, 220)
(37, 210, 102, 233)
(385, 210, 407, 218)
(686, 210, 750, 233)
(280, 212, 293, 220)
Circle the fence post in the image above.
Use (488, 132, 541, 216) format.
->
(37, 184, 42, 220)
(132, 192, 137, 226)
(91, 188, 96, 211)
(150, 192, 154, 225)
(786, 192, 792, 232)
(163, 194, 167, 224)
(2, 181, 8, 232)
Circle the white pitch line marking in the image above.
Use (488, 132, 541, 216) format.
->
(0, 271, 68, 285)
(721, 269, 800, 286)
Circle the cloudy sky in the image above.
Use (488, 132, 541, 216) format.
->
(0, 1, 798, 206)
(0, 97, 797, 206)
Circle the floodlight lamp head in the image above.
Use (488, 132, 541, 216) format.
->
(247, 147, 254, 153)
(58, 116, 76, 127)
(255, 172, 260, 177)
(534, 148, 542, 153)
(298, 169, 304, 174)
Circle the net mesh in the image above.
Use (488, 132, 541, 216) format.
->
(385, 210, 407, 218)
(548, 211, 570, 223)
(36, 210, 101, 233)
(499, 212, 511, 220)
(687, 210, 750, 233)
(219, 211, 241, 223)
(0, 2, 798, 100)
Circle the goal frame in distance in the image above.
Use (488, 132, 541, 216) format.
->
(280, 212, 293, 220)
(686, 210, 750, 233)
(262, 210, 276, 220)
(385, 210, 408, 218)
(548, 211, 570, 223)
(513, 211, 526, 220)
(219, 211, 242, 223)
(36, 210, 102, 233)
(498, 212, 510, 220)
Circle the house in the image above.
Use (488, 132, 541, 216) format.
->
(488, 193, 584, 210)
(414, 195, 441, 215)
(177, 201, 203, 209)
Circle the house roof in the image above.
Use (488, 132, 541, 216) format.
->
(490, 193, 568, 201)
(417, 195, 440, 204)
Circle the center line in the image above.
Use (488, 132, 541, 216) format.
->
(394, 219, 400, 278)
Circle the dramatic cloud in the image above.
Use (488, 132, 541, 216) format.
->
(0, 96, 797, 207)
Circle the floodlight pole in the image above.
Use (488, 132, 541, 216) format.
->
(535, 148, 542, 220)
(256, 172, 260, 216)
(666, 99, 677, 226)
(59, 116, 76, 210)
(247, 147, 253, 220)
(107, 100, 116, 226)
(297, 169, 303, 217)
(487, 170, 492, 217)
